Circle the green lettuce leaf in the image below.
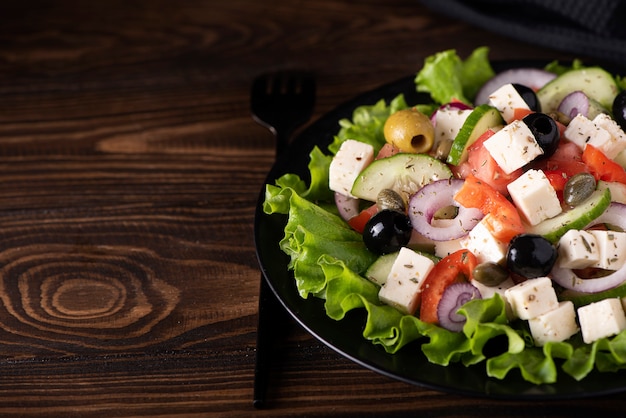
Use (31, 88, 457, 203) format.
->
(414, 47, 495, 105)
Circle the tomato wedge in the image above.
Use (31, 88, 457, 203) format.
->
(419, 249, 477, 324)
(582, 144, 626, 184)
(454, 174, 524, 243)
(348, 204, 378, 233)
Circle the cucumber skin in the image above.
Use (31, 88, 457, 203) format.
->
(528, 188, 611, 243)
(446, 104, 503, 166)
(537, 67, 619, 113)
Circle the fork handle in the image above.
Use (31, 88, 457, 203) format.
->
(253, 275, 284, 408)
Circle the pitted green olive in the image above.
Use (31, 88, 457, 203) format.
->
(383, 108, 434, 153)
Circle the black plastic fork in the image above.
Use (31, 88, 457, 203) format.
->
(250, 71, 315, 408)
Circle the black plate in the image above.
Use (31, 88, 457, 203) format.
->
(254, 61, 626, 399)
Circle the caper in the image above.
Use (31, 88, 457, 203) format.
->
(472, 262, 509, 287)
(563, 172, 596, 206)
(376, 188, 405, 212)
(383, 108, 434, 153)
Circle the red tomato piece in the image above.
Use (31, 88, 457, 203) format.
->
(511, 108, 533, 121)
(375, 143, 400, 160)
(582, 144, 626, 184)
(454, 174, 525, 243)
(419, 249, 477, 324)
(347, 204, 378, 233)
(459, 129, 522, 196)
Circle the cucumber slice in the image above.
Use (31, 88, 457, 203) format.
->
(446, 104, 503, 166)
(537, 67, 619, 113)
(365, 252, 398, 286)
(527, 188, 612, 243)
(351, 153, 452, 202)
(560, 282, 626, 309)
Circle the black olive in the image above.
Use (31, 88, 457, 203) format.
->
(522, 112, 560, 159)
(506, 234, 557, 279)
(512, 83, 541, 112)
(362, 209, 412, 254)
(612, 90, 626, 131)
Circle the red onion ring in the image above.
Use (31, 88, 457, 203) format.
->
(408, 179, 483, 241)
(551, 203, 626, 293)
(557, 91, 589, 119)
(334, 192, 360, 221)
(437, 282, 482, 332)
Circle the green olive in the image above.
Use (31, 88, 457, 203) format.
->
(383, 108, 434, 153)
(472, 262, 509, 287)
(563, 172, 596, 206)
(376, 188, 405, 212)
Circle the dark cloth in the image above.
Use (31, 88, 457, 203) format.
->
(420, 0, 626, 67)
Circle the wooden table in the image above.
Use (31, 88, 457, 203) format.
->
(0, 0, 624, 416)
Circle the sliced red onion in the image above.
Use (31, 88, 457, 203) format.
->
(551, 203, 626, 293)
(474, 68, 557, 106)
(437, 282, 482, 332)
(430, 102, 473, 127)
(557, 91, 589, 119)
(408, 179, 483, 241)
(334, 192, 360, 221)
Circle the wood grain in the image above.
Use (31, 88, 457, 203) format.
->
(0, 0, 623, 416)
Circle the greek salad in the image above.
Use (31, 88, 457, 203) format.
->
(263, 47, 626, 384)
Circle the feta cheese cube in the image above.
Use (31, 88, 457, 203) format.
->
(563, 114, 614, 155)
(483, 120, 544, 174)
(460, 215, 508, 264)
(588, 229, 626, 270)
(504, 276, 559, 320)
(378, 247, 435, 315)
(578, 298, 626, 344)
(592, 113, 626, 159)
(328, 139, 374, 198)
(557, 229, 600, 269)
(434, 106, 472, 145)
(528, 301, 579, 346)
(487, 83, 530, 123)
(434, 237, 465, 258)
(507, 169, 562, 226)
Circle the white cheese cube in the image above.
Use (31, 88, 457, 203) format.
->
(483, 120, 544, 174)
(434, 237, 465, 258)
(460, 215, 508, 264)
(578, 298, 626, 344)
(434, 106, 472, 144)
(487, 83, 530, 123)
(328, 139, 374, 198)
(592, 113, 626, 159)
(528, 301, 579, 346)
(557, 229, 600, 269)
(507, 169, 562, 226)
(588, 229, 626, 270)
(504, 276, 559, 320)
(563, 114, 613, 155)
(378, 247, 435, 315)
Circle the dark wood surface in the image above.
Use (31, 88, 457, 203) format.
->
(0, 0, 624, 416)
